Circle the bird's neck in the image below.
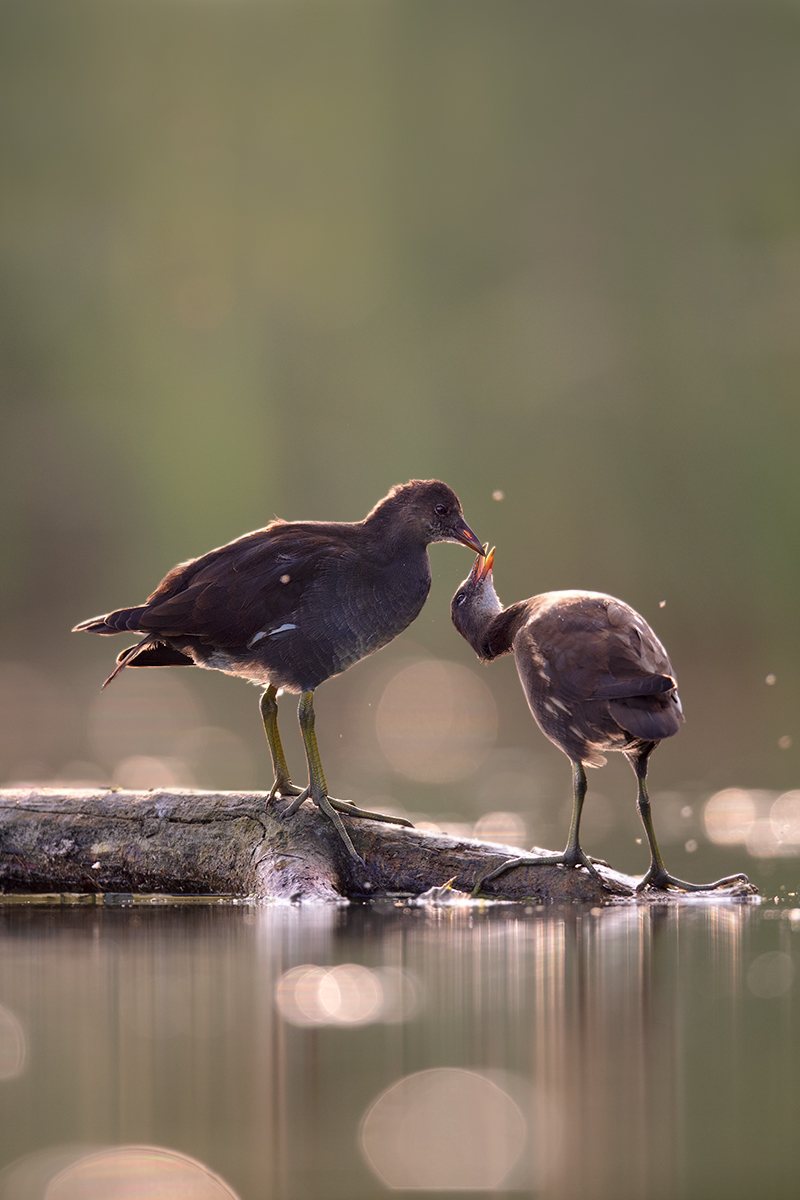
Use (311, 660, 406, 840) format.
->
(363, 509, 428, 562)
(456, 582, 503, 658)
(476, 600, 529, 661)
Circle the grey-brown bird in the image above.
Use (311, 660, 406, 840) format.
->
(451, 548, 750, 893)
(74, 480, 483, 863)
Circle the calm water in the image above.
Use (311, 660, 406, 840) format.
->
(0, 896, 796, 1200)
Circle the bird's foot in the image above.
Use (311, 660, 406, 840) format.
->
(277, 788, 413, 865)
(266, 776, 304, 804)
(471, 854, 528, 897)
(276, 787, 364, 862)
(635, 867, 754, 894)
(319, 795, 414, 865)
(471, 847, 628, 898)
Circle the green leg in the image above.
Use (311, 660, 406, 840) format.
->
(473, 761, 615, 896)
(260, 686, 302, 803)
(562, 761, 590, 866)
(282, 690, 413, 864)
(633, 752, 751, 893)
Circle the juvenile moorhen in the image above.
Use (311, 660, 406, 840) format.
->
(74, 480, 483, 863)
(451, 549, 750, 893)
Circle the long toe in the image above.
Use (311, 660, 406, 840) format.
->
(267, 778, 304, 803)
(523, 846, 603, 878)
(472, 850, 599, 896)
(636, 868, 753, 894)
(280, 787, 311, 817)
(316, 793, 366, 864)
(471, 855, 528, 896)
(326, 797, 413, 827)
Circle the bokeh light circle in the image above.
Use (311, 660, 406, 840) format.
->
(473, 811, 528, 848)
(89, 672, 203, 766)
(703, 789, 756, 845)
(275, 964, 419, 1027)
(360, 1067, 526, 1190)
(316, 965, 383, 1023)
(771, 791, 800, 845)
(112, 755, 194, 789)
(44, 1145, 240, 1200)
(746, 952, 795, 999)
(376, 661, 497, 783)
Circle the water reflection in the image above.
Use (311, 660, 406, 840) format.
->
(0, 1006, 25, 1081)
(0, 901, 797, 1199)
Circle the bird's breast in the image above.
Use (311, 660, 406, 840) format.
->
(323, 562, 431, 672)
(210, 555, 431, 691)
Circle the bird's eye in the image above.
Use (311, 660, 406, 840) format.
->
(434, 503, 447, 515)
(455, 592, 467, 606)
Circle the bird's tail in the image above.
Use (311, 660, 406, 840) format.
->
(73, 607, 182, 688)
(103, 638, 195, 688)
(609, 692, 683, 742)
(72, 606, 150, 635)
(99, 637, 158, 688)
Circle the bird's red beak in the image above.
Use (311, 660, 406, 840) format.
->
(454, 521, 484, 554)
(478, 545, 495, 579)
(468, 545, 495, 582)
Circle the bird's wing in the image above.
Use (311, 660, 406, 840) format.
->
(607, 694, 683, 741)
(535, 597, 676, 701)
(590, 673, 677, 700)
(135, 523, 351, 647)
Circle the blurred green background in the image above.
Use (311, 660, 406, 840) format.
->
(2, 0, 800, 885)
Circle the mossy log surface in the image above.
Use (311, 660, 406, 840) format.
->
(0, 788, 753, 904)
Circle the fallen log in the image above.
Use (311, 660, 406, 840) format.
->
(0, 789, 754, 903)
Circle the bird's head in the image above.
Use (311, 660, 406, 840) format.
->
(451, 546, 503, 654)
(368, 480, 483, 552)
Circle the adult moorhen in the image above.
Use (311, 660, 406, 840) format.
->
(75, 480, 483, 863)
(451, 548, 750, 893)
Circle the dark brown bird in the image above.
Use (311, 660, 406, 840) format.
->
(452, 548, 750, 893)
(74, 480, 483, 863)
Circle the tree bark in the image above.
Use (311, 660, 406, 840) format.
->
(0, 787, 744, 904)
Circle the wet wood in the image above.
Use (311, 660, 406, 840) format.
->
(0, 787, 689, 903)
